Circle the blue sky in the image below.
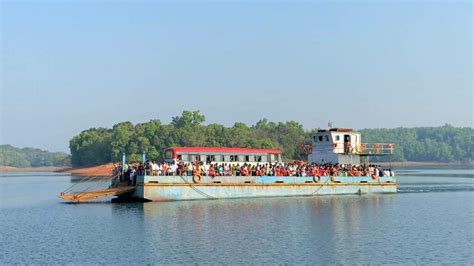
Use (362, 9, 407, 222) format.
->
(1, 1, 472, 152)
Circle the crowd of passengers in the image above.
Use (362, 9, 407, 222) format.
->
(114, 161, 394, 185)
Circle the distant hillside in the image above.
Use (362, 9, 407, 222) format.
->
(0, 145, 71, 168)
(68, 110, 474, 167)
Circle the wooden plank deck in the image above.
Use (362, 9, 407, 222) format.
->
(59, 186, 135, 202)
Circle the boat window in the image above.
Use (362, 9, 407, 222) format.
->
(181, 154, 188, 161)
(177, 155, 182, 160)
(214, 155, 222, 162)
(325, 135, 329, 141)
(165, 150, 173, 159)
(223, 155, 230, 162)
(260, 156, 267, 162)
(335, 135, 340, 141)
(230, 155, 238, 162)
(318, 136, 323, 142)
(245, 155, 250, 162)
(189, 154, 198, 161)
(248, 155, 255, 162)
(255, 155, 262, 162)
(270, 154, 276, 162)
(313, 136, 317, 142)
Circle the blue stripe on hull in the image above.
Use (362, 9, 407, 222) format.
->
(131, 175, 397, 201)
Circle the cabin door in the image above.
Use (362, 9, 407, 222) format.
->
(344, 135, 351, 153)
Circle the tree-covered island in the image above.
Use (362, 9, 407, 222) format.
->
(68, 111, 473, 167)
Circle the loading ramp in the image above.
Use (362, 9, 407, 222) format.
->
(59, 186, 135, 202)
(59, 174, 134, 203)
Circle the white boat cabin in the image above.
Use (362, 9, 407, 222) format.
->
(308, 128, 393, 165)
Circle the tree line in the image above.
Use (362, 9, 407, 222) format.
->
(0, 145, 71, 168)
(68, 111, 473, 167)
(360, 126, 473, 162)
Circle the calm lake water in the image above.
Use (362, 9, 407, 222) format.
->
(1, 168, 473, 264)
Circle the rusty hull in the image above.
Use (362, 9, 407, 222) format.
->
(127, 175, 397, 202)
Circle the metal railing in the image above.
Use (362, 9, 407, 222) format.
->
(338, 143, 394, 155)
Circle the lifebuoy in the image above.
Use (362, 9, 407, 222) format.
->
(193, 174, 201, 183)
(313, 176, 320, 183)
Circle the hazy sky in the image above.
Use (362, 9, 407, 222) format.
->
(1, 1, 472, 152)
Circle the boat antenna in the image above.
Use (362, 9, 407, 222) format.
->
(328, 121, 333, 129)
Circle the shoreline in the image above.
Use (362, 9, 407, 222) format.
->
(0, 166, 69, 172)
(56, 163, 114, 177)
(0, 164, 114, 176)
(378, 161, 473, 168)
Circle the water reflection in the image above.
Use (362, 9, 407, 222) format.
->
(1, 168, 472, 264)
(115, 195, 396, 263)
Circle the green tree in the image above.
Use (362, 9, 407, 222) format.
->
(110, 122, 134, 161)
(171, 110, 205, 128)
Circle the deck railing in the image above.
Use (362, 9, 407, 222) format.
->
(340, 143, 394, 155)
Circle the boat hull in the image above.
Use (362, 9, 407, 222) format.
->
(126, 175, 397, 202)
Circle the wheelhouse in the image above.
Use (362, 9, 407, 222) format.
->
(308, 128, 394, 165)
(164, 147, 282, 164)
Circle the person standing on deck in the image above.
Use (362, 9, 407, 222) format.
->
(187, 163, 193, 176)
(177, 161, 184, 176)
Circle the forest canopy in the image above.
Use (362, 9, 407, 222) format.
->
(68, 111, 474, 167)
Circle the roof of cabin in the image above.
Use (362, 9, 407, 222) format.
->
(165, 147, 282, 154)
(317, 128, 354, 133)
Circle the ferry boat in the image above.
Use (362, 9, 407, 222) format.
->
(59, 128, 396, 202)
